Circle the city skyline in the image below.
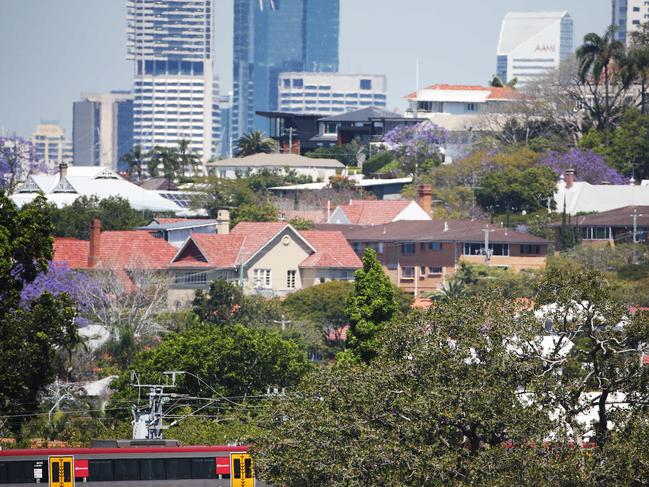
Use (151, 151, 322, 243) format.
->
(0, 0, 609, 139)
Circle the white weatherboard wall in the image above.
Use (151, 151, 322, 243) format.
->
(497, 11, 573, 85)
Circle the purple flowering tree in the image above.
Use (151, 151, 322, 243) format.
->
(384, 122, 448, 177)
(0, 136, 46, 194)
(540, 149, 627, 185)
(21, 262, 98, 326)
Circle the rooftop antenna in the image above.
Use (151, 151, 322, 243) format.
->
(414, 57, 420, 118)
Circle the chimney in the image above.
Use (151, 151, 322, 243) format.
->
(417, 184, 433, 217)
(88, 219, 101, 268)
(565, 169, 575, 190)
(59, 162, 68, 178)
(217, 209, 230, 235)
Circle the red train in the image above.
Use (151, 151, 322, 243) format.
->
(0, 440, 263, 486)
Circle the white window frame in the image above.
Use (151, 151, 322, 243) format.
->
(253, 268, 272, 288)
(287, 270, 297, 289)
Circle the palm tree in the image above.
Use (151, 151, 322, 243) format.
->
(177, 139, 201, 175)
(147, 146, 180, 189)
(489, 75, 518, 89)
(426, 278, 468, 302)
(121, 145, 146, 181)
(628, 46, 649, 114)
(235, 130, 279, 157)
(576, 26, 628, 135)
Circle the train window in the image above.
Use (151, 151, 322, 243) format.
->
(0, 463, 6, 483)
(245, 457, 253, 478)
(140, 459, 165, 480)
(192, 457, 216, 479)
(7, 461, 35, 483)
(114, 459, 139, 481)
(89, 459, 113, 481)
(166, 458, 192, 480)
(233, 458, 241, 479)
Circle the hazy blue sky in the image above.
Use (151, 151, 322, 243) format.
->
(0, 0, 610, 138)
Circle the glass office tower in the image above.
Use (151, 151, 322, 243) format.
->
(232, 0, 339, 141)
(127, 0, 214, 166)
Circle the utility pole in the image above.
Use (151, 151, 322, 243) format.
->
(481, 226, 495, 264)
(284, 127, 296, 154)
(632, 208, 644, 243)
(130, 371, 186, 440)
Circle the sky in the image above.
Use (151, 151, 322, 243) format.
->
(0, 0, 610, 138)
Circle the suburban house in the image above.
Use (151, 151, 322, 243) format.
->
(168, 222, 362, 304)
(555, 170, 649, 215)
(137, 211, 231, 248)
(205, 153, 344, 183)
(551, 205, 649, 247)
(54, 219, 361, 307)
(328, 198, 431, 224)
(318, 220, 550, 295)
(11, 164, 184, 213)
(270, 176, 413, 201)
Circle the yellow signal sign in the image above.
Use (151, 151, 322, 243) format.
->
(49, 456, 74, 487)
(230, 452, 254, 487)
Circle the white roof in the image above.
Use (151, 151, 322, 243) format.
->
(207, 153, 344, 169)
(556, 180, 649, 215)
(11, 167, 183, 213)
(415, 89, 493, 103)
(268, 177, 413, 192)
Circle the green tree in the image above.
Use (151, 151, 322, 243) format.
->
(236, 131, 279, 157)
(361, 150, 396, 175)
(176, 139, 201, 176)
(108, 323, 311, 415)
(342, 249, 398, 362)
(232, 203, 278, 227)
(193, 280, 246, 325)
(475, 166, 557, 220)
(306, 141, 362, 167)
(51, 195, 156, 239)
(287, 218, 314, 230)
(0, 193, 78, 433)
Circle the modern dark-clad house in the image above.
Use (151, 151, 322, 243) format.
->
(318, 220, 550, 295)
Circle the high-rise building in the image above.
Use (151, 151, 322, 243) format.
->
(496, 11, 574, 86)
(73, 91, 133, 170)
(612, 0, 649, 46)
(127, 0, 214, 167)
(232, 0, 339, 141)
(278, 73, 387, 114)
(31, 124, 72, 170)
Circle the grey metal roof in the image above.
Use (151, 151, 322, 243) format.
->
(138, 219, 217, 231)
(206, 152, 343, 169)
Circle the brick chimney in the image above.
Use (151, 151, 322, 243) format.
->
(565, 169, 575, 190)
(217, 209, 230, 235)
(417, 184, 433, 217)
(59, 162, 68, 178)
(88, 219, 101, 268)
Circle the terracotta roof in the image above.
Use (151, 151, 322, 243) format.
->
(549, 206, 649, 228)
(170, 234, 245, 268)
(53, 238, 89, 268)
(281, 210, 327, 224)
(336, 200, 413, 225)
(299, 231, 362, 268)
(154, 218, 193, 224)
(53, 231, 177, 270)
(404, 84, 520, 100)
(231, 222, 291, 262)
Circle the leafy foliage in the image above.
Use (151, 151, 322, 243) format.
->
(384, 122, 447, 177)
(236, 131, 279, 157)
(306, 141, 362, 167)
(0, 136, 45, 194)
(540, 148, 626, 184)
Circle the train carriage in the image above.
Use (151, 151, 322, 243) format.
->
(0, 442, 263, 487)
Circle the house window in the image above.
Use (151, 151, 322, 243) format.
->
(352, 242, 362, 254)
(401, 243, 416, 255)
(376, 242, 384, 254)
(402, 267, 415, 279)
(419, 266, 426, 277)
(287, 270, 297, 289)
(429, 242, 442, 251)
(466, 103, 477, 112)
(520, 244, 541, 255)
(462, 243, 509, 256)
(581, 226, 610, 240)
(428, 266, 443, 275)
(174, 271, 207, 285)
(253, 269, 272, 288)
(218, 170, 226, 178)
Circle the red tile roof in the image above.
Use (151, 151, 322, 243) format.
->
(336, 200, 413, 225)
(231, 222, 291, 261)
(404, 84, 520, 100)
(299, 231, 362, 268)
(53, 231, 177, 270)
(170, 234, 245, 268)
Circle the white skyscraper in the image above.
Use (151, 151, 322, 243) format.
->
(31, 124, 72, 170)
(127, 0, 214, 167)
(277, 73, 387, 115)
(496, 11, 574, 86)
(612, 0, 649, 46)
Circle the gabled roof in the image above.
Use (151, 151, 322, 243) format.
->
(206, 152, 343, 169)
(299, 231, 362, 268)
(331, 199, 430, 225)
(140, 219, 217, 231)
(319, 106, 403, 123)
(556, 181, 649, 215)
(231, 222, 304, 263)
(53, 238, 89, 268)
(550, 206, 649, 228)
(170, 234, 245, 268)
